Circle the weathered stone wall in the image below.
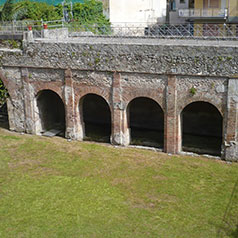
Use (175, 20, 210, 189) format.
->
(2, 40, 237, 76)
(176, 76, 227, 115)
(0, 66, 25, 132)
(0, 37, 238, 161)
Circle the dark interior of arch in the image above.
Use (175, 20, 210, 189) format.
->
(0, 79, 9, 129)
(0, 103, 9, 129)
(82, 94, 111, 142)
(129, 97, 164, 148)
(37, 90, 65, 135)
(182, 102, 222, 156)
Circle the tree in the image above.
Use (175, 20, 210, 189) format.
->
(0, 0, 110, 34)
(1, 0, 14, 21)
(71, 0, 110, 34)
(13, 1, 61, 21)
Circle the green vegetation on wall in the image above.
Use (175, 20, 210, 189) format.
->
(0, 79, 8, 107)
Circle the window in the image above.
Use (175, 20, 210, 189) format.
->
(203, 0, 219, 9)
(170, 0, 176, 11)
(189, 0, 194, 8)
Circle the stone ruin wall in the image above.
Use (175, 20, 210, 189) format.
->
(0, 39, 238, 161)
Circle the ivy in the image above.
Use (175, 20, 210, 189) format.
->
(189, 87, 197, 96)
(0, 79, 8, 107)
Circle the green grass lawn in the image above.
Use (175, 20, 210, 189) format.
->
(0, 129, 238, 238)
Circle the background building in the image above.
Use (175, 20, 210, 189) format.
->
(109, 0, 167, 27)
(168, 0, 191, 24)
(178, 0, 238, 24)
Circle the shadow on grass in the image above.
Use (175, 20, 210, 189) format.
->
(217, 179, 238, 238)
(217, 224, 238, 238)
(230, 226, 238, 238)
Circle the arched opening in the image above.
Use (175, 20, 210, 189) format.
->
(36, 90, 65, 136)
(0, 79, 9, 129)
(128, 97, 164, 148)
(81, 94, 111, 142)
(182, 101, 222, 156)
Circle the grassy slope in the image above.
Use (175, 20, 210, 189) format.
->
(0, 129, 237, 238)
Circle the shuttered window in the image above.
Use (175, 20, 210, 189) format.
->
(203, 0, 219, 8)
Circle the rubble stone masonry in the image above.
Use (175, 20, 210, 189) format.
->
(0, 37, 238, 161)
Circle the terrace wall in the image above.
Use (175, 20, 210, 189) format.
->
(0, 37, 238, 161)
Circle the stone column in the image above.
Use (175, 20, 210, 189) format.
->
(164, 74, 181, 154)
(41, 29, 49, 39)
(26, 30, 34, 42)
(21, 67, 35, 134)
(111, 72, 130, 146)
(224, 78, 238, 161)
(64, 68, 82, 140)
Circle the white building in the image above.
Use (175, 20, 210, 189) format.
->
(109, 0, 167, 27)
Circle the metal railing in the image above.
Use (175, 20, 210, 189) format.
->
(0, 20, 41, 33)
(0, 20, 65, 34)
(0, 20, 237, 40)
(178, 8, 227, 18)
(144, 23, 238, 39)
(67, 22, 238, 40)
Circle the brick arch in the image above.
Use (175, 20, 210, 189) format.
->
(125, 95, 164, 113)
(35, 86, 63, 102)
(77, 87, 111, 110)
(79, 92, 112, 143)
(78, 92, 111, 114)
(178, 98, 223, 117)
(180, 100, 223, 156)
(126, 96, 164, 148)
(34, 89, 66, 135)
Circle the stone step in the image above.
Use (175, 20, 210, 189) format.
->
(42, 129, 62, 137)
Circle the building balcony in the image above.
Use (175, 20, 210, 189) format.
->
(178, 8, 227, 19)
